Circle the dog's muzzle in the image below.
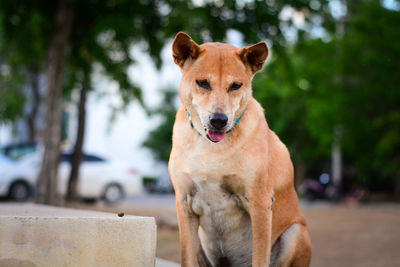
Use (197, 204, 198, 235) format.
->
(185, 109, 245, 143)
(209, 113, 228, 130)
(206, 113, 228, 143)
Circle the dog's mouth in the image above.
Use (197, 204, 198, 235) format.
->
(206, 130, 226, 143)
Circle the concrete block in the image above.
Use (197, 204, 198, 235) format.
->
(155, 258, 180, 267)
(0, 204, 156, 267)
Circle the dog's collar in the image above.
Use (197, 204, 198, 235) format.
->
(185, 109, 202, 136)
(226, 111, 244, 133)
(185, 109, 245, 137)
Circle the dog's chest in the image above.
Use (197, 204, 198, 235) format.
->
(189, 177, 253, 266)
(176, 146, 256, 265)
(189, 177, 248, 217)
(185, 153, 252, 221)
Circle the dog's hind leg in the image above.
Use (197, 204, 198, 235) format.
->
(270, 224, 312, 267)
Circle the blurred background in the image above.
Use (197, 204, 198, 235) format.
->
(0, 0, 399, 266)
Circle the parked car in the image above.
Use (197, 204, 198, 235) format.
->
(1, 142, 38, 160)
(0, 143, 42, 201)
(0, 143, 143, 203)
(0, 152, 38, 201)
(58, 152, 143, 203)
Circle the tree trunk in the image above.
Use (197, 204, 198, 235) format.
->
(36, 2, 74, 205)
(26, 65, 40, 142)
(395, 171, 400, 201)
(332, 125, 343, 194)
(294, 162, 306, 191)
(66, 72, 89, 202)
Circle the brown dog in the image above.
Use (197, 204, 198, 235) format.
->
(168, 32, 311, 267)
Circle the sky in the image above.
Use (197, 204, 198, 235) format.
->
(82, 41, 180, 177)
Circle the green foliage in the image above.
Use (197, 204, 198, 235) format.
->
(339, 1, 400, 186)
(0, 69, 25, 122)
(64, 0, 168, 104)
(0, 0, 322, 123)
(254, 1, 400, 190)
(163, 0, 329, 48)
(1, 0, 398, 192)
(0, 2, 50, 68)
(0, 1, 50, 123)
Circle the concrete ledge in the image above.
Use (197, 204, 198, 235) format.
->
(0, 204, 156, 267)
(156, 258, 180, 267)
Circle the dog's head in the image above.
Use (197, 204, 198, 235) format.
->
(172, 32, 268, 143)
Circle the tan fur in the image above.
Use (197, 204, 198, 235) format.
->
(169, 32, 311, 267)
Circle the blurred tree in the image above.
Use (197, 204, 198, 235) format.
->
(37, 2, 75, 204)
(63, 0, 167, 200)
(1, 0, 173, 203)
(0, 0, 72, 204)
(339, 1, 400, 194)
(0, 1, 50, 139)
(143, 89, 178, 164)
(5, 0, 385, 203)
(65, 66, 90, 202)
(254, 0, 400, 196)
(0, 69, 25, 123)
(50, 0, 322, 202)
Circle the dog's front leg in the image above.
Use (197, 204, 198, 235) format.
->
(251, 190, 273, 267)
(176, 191, 200, 267)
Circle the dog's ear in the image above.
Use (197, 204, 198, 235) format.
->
(238, 42, 269, 73)
(172, 32, 201, 68)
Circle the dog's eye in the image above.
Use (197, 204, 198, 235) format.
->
(196, 80, 211, 90)
(229, 82, 242, 91)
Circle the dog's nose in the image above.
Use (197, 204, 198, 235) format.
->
(210, 113, 228, 130)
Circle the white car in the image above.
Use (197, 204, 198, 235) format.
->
(0, 145, 143, 203)
(57, 152, 143, 203)
(0, 152, 37, 201)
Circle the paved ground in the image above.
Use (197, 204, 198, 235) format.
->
(71, 194, 400, 267)
(303, 202, 400, 267)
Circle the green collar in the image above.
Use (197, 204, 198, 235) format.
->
(227, 111, 244, 133)
(185, 109, 245, 137)
(185, 110, 202, 136)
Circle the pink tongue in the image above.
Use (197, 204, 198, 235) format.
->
(207, 130, 226, 142)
